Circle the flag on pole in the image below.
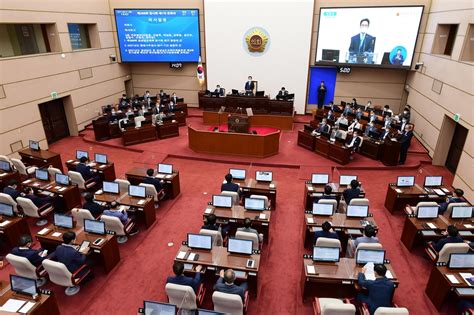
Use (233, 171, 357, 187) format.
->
(197, 56, 205, 86)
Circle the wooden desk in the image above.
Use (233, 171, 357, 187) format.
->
(18, 148, 63, 172)
(0, 170, 20, 190)
(203, 111, 294, 131)
(156, 121, 179, 139)
(35, 225, 120, 274)
(301, 258, 398, 302)
(188, 126, 280, 158)
(65, 159, 116, 182)
(93, 192, 156, 229)
(175, 244, 261, 296)
(297, 130, 315, 151)
(125, 167, 181, 199)
(122, 125, 157, 146)
(303, 183, 365, 211)
(314, 137, 351, 165)
(236, 178, 278, 209)
(425, 266, 474, 310)
(380, 138, 401, 166)
(360, 137, 383, 160)
(0, 280, 60, 315)
(384, 184, 449, 213)
(0, 216, 31, 250)
(21, 178, 81, 211)
(204, 205, 271, 240)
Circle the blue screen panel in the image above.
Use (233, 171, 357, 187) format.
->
(114, 9, 200, 62)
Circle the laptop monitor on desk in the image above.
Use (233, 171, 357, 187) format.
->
(212, 195, 232, 208)
(55, 173, 70, 186)
(54, 213, 73, 229)
(35, 169, 49, 181)
(312, 203, 334, 216)
(94, 153, 108, 164)
(424, 176, 443, 187)
(416, 206, 439, 219)
(397, 176, 415, 187)
(448, 253, 474, 269)
(0, 161, 11, 172)
(356, 249, 385, 265)
(230, 168, 246, 180)
(244, 198, 265, 211)
(313, 246, 340, 262)
(311, 173, 329, 185)
(129, 185, 146, 198)
(0, 203, 14, 217)
(227, 238, 253, 255)
(84, 219, 106, 235)
(158, 163, 173, 174)
(451, 206, 473, 219)
(76, 150, 89, 160)
(256, 171, 272, 182)
(29, 140, 40, 151)
(143, 301, 176, 315)
(347, 205, 369, 218)
(187, 233, 212, 250)
(339, 175, 357, 186)
(103, 181, 119, 194)
(10, 275, 38, 297)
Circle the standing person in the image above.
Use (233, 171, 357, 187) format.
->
(317, 81, 327, 109)
(398, 124, 414, 165)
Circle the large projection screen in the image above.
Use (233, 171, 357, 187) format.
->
(316, 6, 424, 68)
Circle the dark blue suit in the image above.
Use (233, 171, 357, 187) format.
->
(398, 131, 413, 164)
(76, 163, 95, 181)
(439, 197, 465, 215)
(3, 186, 20, 200)
(317, 124, 330, 134)
(221, 182, 239, 193)
(314, 230, 338, 244)
(25, 194, 52, 208)
(245, 81, 254, 92)
(143, 176, 163, 193)
(357, 273, 394, 314)
(214, 277, 247, 302)
(167, 273, 201, 293)
(53, 244, 86, 273)
(83, 201, 105, 218)
(343, 188, 361, 205)
(11, 247, 45, 267)
(433, 235, 464, 252)
(349, 34, 376, 54)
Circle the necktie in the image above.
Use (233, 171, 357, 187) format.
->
(359, 35, 365, 53)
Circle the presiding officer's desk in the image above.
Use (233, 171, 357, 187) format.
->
(18, 148, 63, 172)
(426, 265, 474, 310)
(174, 244, 261, 296)
(233, 178, 278, 209)
(303, 212, 377, 249)
(384, 183, 451, 213)
(401, 206, 474, 251)
(0, 169, 20, 190)
(204, 205, 271, 241)
(66, 159, 116, 182)
(303, 182, 365, 210)
(301, 258, 398, 302)
(93, 192, 156, 228)
(35, 225, 120, 274)
(0, 280, 60, 315)
(199, 93, 293, 115)
(125, 167, 181, 199)
(21, 177, 81, 211)
(0, 216, 31, 251)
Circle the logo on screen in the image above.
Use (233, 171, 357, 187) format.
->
(243, 27, 270, 56)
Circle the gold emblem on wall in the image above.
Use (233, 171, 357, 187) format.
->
(243, 27, 271, 56)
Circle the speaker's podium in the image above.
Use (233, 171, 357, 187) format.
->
(228, 115, 250, 133)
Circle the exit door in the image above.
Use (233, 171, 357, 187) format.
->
(38, 98, 70, 144)
(445, 123, 468, 173)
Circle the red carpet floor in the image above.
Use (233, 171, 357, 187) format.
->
(0, 111, 455, 314)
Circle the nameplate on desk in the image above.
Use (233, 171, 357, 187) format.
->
(100, 165, 107, 169)
(155, 174, 165, 179)
(0, 173, 6, 177)
(259, 213, 267, 220)
(0, 220, 11, 227)
(427, 194, 438, 198)
(37, 228, 50, 235)
(464, 224, 473, 229)
(58, 187, 66, 192)
(386, 270, 394, 279)
(342, 280, 352, 284)
(187, 253, 197, 261)
(460, 273, 474, 286)
(177, 251, 187, 259)
(23, 179, 32, 184)
(205, 208, 213, 214)
(95, 189, 103, 195)
(51, 232, 62, 238)
(137, 200, 145, 205)
(18, 301, 36, 314)
(394, 188, 402, 194)
(67, 160, 74, 163)
(306, 265, 316, 274)
(269, 184, 275, 189)
(441, 188, 450, 193)
(421, 230, 436, 236)
(307, 186, 314, 191)
(446, 274, 460, 284)
(426, 223, 437, 229)
(248, 272, 257, 276)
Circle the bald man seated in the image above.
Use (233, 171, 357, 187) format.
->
(214, 269, 248, 302)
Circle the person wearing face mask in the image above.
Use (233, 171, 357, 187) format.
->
(313, 118, 330, 134)
(326, 109, 335, 121)
(171, 92, 178, 104)
(398, 117, 408, 134)
(349, 18, 376, 54)
(365, 122, 378, 138)
(400, 108, 410, 123)
(383, 115, 391, 129)
(317, 81, 327, 109)
(397, 124, 414, 165)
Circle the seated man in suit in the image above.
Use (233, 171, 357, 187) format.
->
(320, 185, 337, 201)
(343, 179, 361, 205)
(237, 218, 263, 243)
(168, 101, 176, 113)
(356, 264, 394, 314)
(221, 174, 240, 194)
(439, 188, 465, 215)
(82, 192, 105, 218)
(313, 119, 330, 135)
(23, 187, 53, 208)
(3, 179, 20, 200)
(170, 92, 179, 105)
(348, 118, 362, 133)
(214, 85, 225, 97)
(355, 108, 364, 120)
(276, 87, 289, 100)
(364, 122, 379, 138)
(244, 76, 254, 95)
(347, 225, 379, 257)
(167, 261, 203, 293)
(430, 225, 464, 252)
(314, 221, 339, 244)
(142, 168, 164, 194)
(52, 231, 90, 275)
(11, 234, 48, 267)
(335, 114, 349, 127)
(346, 131, 362, 156)
(214, 269, 248, 302)
(76, 156, 100, 183)
(202, 214, 219, 231)
(343, 104, 353, 116)
(326, 109, 335, 122)
(382, 105, 393, 117)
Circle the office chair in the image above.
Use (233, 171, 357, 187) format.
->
(6, 254, 47, 287)
(199, 229, 223, 247)
(318, 199, 339, 213)
(42, 259, 91, 296)
(212, 291, 249, 315)
(71, 208, 95, 225)
(313, 297, 356, 315)
(425, 242, 470, 264)
(250, 194, 270, 209)
(47, 167, 63, 179)
(373, 307, 409, 315)
(316, 237, 342, 251)
(139, 183, 165, 203)
(165, 283, 205, 311)
(351, 243, 383, 259)
(114, 179, 131, 195)
(11, 158, 37, 177)
(68, 171, 98, 191)
(16, 197, 54, 226)
(405, 201, 438, 215)
(221, 191, 239, 205)
(0, 155, 12, 165)
(101, 214, 136, 244)
(235, 231, 261, 250)
(0, 193, 18, 213)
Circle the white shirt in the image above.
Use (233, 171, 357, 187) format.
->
(336, 117, 348, 125)
(347, 136, 361, 148)
(348, 122, 361, 131)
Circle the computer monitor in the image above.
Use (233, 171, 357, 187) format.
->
(311, 173, 329, 185)
(312, 203, 334, 216)
(0, 203, 14, 217)
(397, 176, 415, 187)
(103, 181, 120, 194)
(347, 205, 369, 218)
(229, 168, 246, 180)
(187, 233, 212, 250)
(356, 249, 385, 265)
(84, 219, 106, 235)
(76, 150, 89, 160)
(29, 140, 39, 151)
(0, 160, 11, 172)
(53, 213, 73, 229)
(451, 206, 473, 219)
(244, 198, 265, 211)
(256, 171, 272, 182)
(231, 89, 239, 95)
(339, 175, 357, 186)
(143, 301, 176, 315)
(448, 253, 474, 269)
(424, 176, 443, 187)
(158, 163, 173, 174)
(129, 185, 146, 198)
(35, 169, 49, 181)
(94, 153, 108, 164)
(312, 246, 340, 262)
(212, 195, 232, 208)
(227, 238, 253, 255)
(321, 49, 340, 62)
(10, 275, 38, 297)
(368, 130, 380, 139)
(55, 173, 69, 185)
(416, 206, 439, 219)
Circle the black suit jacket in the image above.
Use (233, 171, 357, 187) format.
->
(25, 194, 52, 208)
(357, 274, 394, 314)
(343, 187, 361, 205)
(83, 201, 105, 218)
(76, 163, 94, 180)
(245, 81, 254, 91)
(398, 131, 413, 149)
(167, 273, 201, 293)
(349, 33, 376, 53)
(11, 247, 45, 267)
(214, 88, 225, 96)
(317, 124, 330, 133)
(143, 176, 163, 193)
(221, 182, 239, 193)
(214, 277, 246, 302)
(433, 235, 464, 252)
(3, 186, 20, 200)
(53, 244, 86, 273)
(278, 90, 288, 96)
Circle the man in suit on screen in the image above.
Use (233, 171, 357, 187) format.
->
(349, 18, 376, 54)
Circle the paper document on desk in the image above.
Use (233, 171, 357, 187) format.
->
(307, 217, 314, 224)
(426, 223, 437, 229)
(446, 274, 460, 284)
(307, 186, 314, 191)
(177, 251, 187, 259)
(18, 301, 36, 313)
(52, 232, 62, 238)
(433, 189, 445, 196)
(0, 299, 27, 312)
(205, 208, 213, 214)
(155, 174, 165, 179)
(363, 262, 376, 280)
(137, 200, 145, 205)
(0, 220, 11, 227)
(464, 224, 473, 229)
(460, 273, 474, 286)
(395, 188, 402, 194)
(385, 270, 394, 279)
(37, 228, 50, 235)
(259, 213, 267, 220)
(187, 253, 196, 261)
(307, 265, 316, 274)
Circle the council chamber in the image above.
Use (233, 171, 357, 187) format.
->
(0, 0, 472, 314)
